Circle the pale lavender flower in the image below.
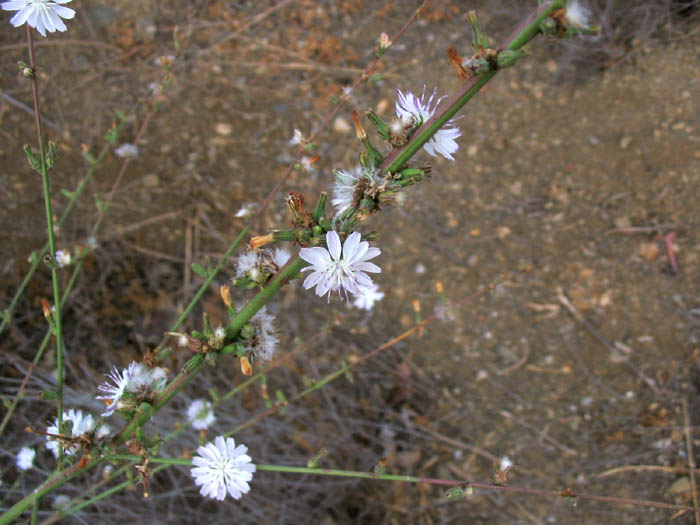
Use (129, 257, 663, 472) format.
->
(55, 250, 71, 268)
(395, 87, 461, 160)
(1, 0, 75, 37)
(300, 230, 381, 300)
(97, 365, 130, 416)
(352, 283, 385, 311)
(191, 436, 256, 501)
(289, 128, 303, 145)
(187, 399, 216, 431)
(16, 446, 35, 470)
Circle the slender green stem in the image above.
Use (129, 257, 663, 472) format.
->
(71, 456, 700, 515)
(26, 24, 64, 466)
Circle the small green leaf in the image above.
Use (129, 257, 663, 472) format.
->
(191, 263, 209, 278)
(40, 389, 59, 400)
(104, 126, 119, 144)
(115, 108, 126, 122)
(61, 189, 74, 199)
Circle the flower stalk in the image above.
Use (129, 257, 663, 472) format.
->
(24, 23, 65, 466)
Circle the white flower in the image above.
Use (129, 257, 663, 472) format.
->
(289, 128, 304, 145)
(352, 283, 385, 311)
(331, 165, 382, 216)
(53, 495, 70, 509)
(499, 456, 513, 471)
(54, 250, 71, 268)
(300, 230, 381, 300)
(114, 143, 139, 158)
(565, 1, 591, 28)
(1, 0, 75, 37)
(16, 446, 35, 470)
(395, 87, 461, 160)
(300, 156, 316, 172)
(235, 252, 259, 279)
(191, 436, 256, 501)
(46, 409, 103, 457)
(234, 202, 256, 218)
(97, 366, 130, 416)
(187, 399, 216, 430)
(272, 247, 291, 268)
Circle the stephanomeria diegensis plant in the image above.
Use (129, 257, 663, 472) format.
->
(9, 1, 682, 522)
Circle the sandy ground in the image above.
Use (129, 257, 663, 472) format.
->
(1, 1, 699, 523)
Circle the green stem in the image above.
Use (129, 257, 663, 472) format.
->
(26, 24, 64, 466)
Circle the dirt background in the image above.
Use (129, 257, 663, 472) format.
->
(1, 1, 699, 523)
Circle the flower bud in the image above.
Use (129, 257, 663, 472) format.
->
(240, 355, 253, 376)
(249, 233, 274, 249)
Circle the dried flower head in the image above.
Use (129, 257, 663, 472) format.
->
(241, 306, 278, 363)
(331, 165, 383, 216)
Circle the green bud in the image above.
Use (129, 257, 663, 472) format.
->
(46, 141, 57, 170)
(312, 225, 323, 237)
(312, 192, 327, 223)
(23, 144, 42, 172)
(366, 110, 390, 141)
(17, 61, 34, 78)
(204, 352, 218, 366)
(539, 17, 557, 36)
(202, 312, 212, 336)
(137, 402, 154, 420)
(240, 323, 255, 340)
(271, 229, 297, 243)
(467, 11, 491, 52)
